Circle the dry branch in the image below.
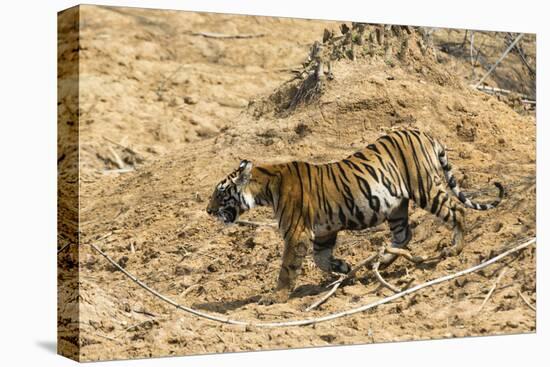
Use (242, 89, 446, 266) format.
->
(57, 242, 71, 254)
(102, 136, 144, 160)
(474, 33, 524, 88)
(306, 253, 377, 311)
(90, 237, 535, 328)
(518, 291, 536, 312)
(372, 261, 401, 293)
(477, 268, 507, 312)
(470, 85, 533, 100)
(108, 146, 125, 169)
(102, 167, 135, 175)
(236, 219, 277, 228)
(188, 32, 265, 39)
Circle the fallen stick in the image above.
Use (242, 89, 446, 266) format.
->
(90, 237, 535, 327)
(470, 85, 533, 100)
(373, 261, 401, 293)
(102, 167, 135, 175)
(506, 32, 535, 76)
(474, 33, 524, 88)
(108, 146, 125, 169)
(236, 219, 277, 228)
(102, 136, 143, 158)
(518, 291, 536, 312)
(305, 253, 378, 311)
(477, 268, 508, 313)
(188, 32, 265, 39)
(57, 231, 114, 255)
(57, 242, 71, 254)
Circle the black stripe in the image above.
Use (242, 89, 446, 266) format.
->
(391, 133, 413, 198)
(430, 190, 443, 214)
(305, 163, 313, 190)
(353, 151, 369, 161)
(256, 167, 278, 177)
(343, 159, 363, 172)
(354, 174, 380, 212)
(403, 132, 427, 208)
(282, 205, 296, 240)
(335, 162, 350, 182)
(338, 206, 347, 224)
(379, 169, 397, 196)
(436, 195, 448, 217)
(377, 139, 399, 169)
(409, 130, 439, 173)
(362, 163, 379, 182)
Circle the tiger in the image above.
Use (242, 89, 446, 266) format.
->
(206, 129, 504, 305)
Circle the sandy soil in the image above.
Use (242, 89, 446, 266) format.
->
(58, 5, 536, 362)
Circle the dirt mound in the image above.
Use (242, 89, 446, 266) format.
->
(249, 24, 462, 118)
(58, 6, 536, 362)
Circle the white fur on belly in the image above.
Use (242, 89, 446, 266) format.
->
(242, 191, 256, 209)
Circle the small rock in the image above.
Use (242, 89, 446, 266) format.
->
(123, 303, 131, 313)
(207, 263, 219, 273)
(244, 237, 256, 249)
(492, 222, 503, 233)
(117, 256, 129, 268)
(320, 334, 337, 343)
(506, 320, 519, 328)
(183, 95, 198, 105)
(459, 150, 472, 159)
(455, 277, 468, 288)
(294, 123, 312, 138)
(175, 265, 192, 276)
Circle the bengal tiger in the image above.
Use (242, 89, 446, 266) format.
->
(206, 129, 504, 305)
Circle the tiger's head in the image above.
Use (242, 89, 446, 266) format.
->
(206, 160, 254, 224)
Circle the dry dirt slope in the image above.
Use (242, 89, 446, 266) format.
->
(59, 8, 536, 362)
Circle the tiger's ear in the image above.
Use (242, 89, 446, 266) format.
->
(235, 160, 253, 187)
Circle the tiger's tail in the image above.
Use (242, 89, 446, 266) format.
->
(437, 144, 504, 210)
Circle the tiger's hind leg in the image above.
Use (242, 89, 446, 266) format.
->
(313, 233, 351, 275)
(428, 186, 466, 259)
(378, 199, 416, 269)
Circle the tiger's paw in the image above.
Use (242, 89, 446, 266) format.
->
(330, 258, 351, 274)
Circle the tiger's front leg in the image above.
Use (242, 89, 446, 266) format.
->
(258, 232, 310, 305)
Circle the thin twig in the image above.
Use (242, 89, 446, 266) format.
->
(373, 261, 401, 293)
(188, 32, 265, 39)
(102, 136, 143, 158)
(474, 33, 524, 88)
(108, 146, 125, 169)
(306, 253, 377, 311)
(181, 284, 201, 298)
(57, 231, 114, 255)
(477, 268, 508, 312)
(518, 291, 536, 312)
(102, 167, 135, 175)
(93, 332, 122, 343)
(469, 31, 475, 67)
(470, 85, 533, 100)
(507, 33, 535, 76)
(57, 242, 71, 254)
(236, 219, 277, 228)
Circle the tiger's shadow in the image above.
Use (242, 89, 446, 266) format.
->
(192, 262, 439, 313)
(191, 283, 330, 314)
